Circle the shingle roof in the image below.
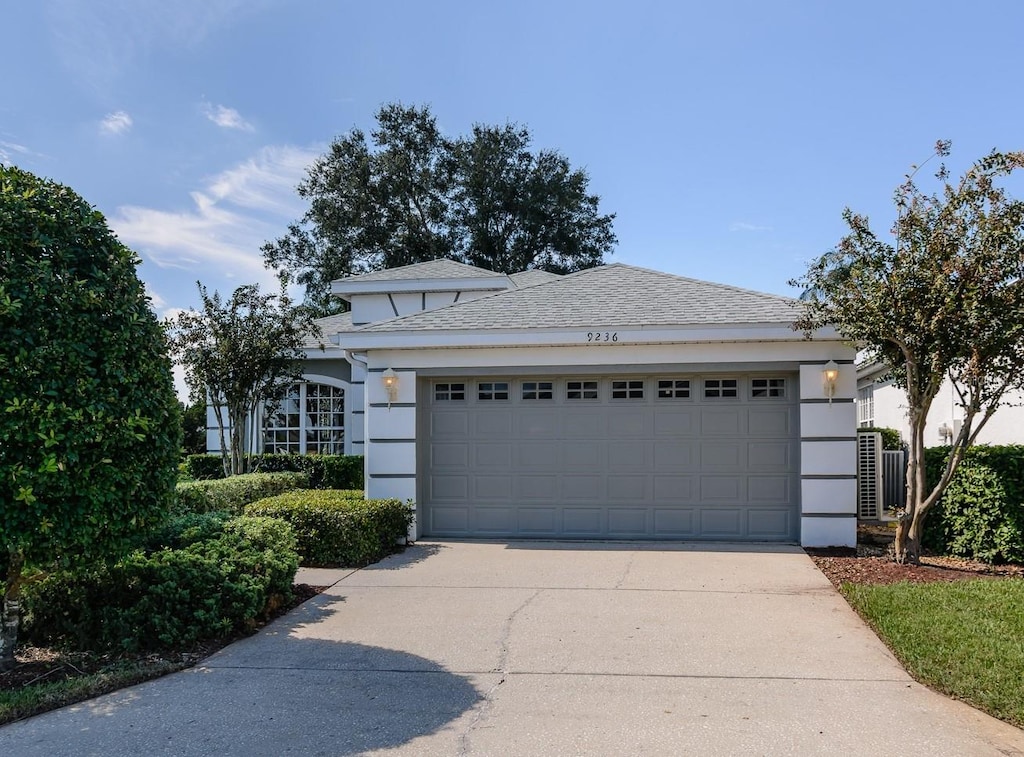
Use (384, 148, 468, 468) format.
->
(509, 269, 562, 288)
(357, 263, 799, 332)
(337, 259, 498, 283)
(302, 311, 354, 348)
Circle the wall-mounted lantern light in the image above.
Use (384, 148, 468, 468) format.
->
(382, 368, 398, 408)
(822, 360, 839, 404)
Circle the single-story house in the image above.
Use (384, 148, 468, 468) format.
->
(210, 259, 858, 547)
(857, 361, 1024, 445)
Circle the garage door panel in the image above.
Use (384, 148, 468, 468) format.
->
(562, 475, 603, 500)
(701, 408, 743, 435)
(654, 408, 696, 435)
(565, 442, 603, 468)
(748, 475, 792, 503)
(607, 475, 647, 500)
(700, 476, 744, 501)
(700, 508, 743, 536)
(520, 475, 558, 500)
(518, 508, 558, 533)
(654, 442, 695, 469)
(654, 508, 697, 536)
(748, 407, 793, 436)
(422, 374, 798, 541)
(475, 410, 512, 435)
(520, 411, 559, 438)
(653, 476, 694, 502)
(563, 508, 604, 535)
(432, 443, 468, 468)
(609, 507, 648, 535)
(748, 509, 793, 538)
(431, 411, 468, 437)
(430, 475, 468, 500)
(474, 443, 512, 468)
(699, 441, 744, 470)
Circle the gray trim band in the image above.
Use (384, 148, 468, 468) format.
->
(369, 473, 417, 479)
(414, 365, 804, 377)
(800, 398, 855, 404)
(367, 438, 416, 444)
(800, 436, 857, 442)
(801, 513, 857, 519)
(368, 402, 416, 408)
(352, 410, 365, 415)
(801, 474, 858, 480)
(800, 359, 855, 365)
(387, 293, 399, 317)
(350, 380, 365, 386)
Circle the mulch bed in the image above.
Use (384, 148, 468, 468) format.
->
(807, 524, 1024, 588)
(1, 583, 326, 694)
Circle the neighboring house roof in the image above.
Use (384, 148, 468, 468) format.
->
(508, 269, 562, 288)
(302, 311, 353, 348)
(338, 259, 499, 283)
(357, 263, 800, 332)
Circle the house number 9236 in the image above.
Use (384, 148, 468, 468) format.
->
(586, 332, 618, 342)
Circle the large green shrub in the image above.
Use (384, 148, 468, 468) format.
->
(923, 445, 1024, 564)
(857, 426, 903, 450)
(245, 490, 412, 567)
(184, 453, 363, 489)
(22, 513, 298, 652)
(174, 471, 309, 514)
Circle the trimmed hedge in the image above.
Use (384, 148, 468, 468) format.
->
(175, 471, 309, 514)
(184, 453, 364, 490)
(923, 445, 1024, 564)
(245, 490, 413, 568)
(23, 513, 299, 652)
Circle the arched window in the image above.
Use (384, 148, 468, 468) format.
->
(263, 382, 345, 454)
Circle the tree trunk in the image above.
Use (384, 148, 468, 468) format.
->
(0, 550, 25, 672)
(893, 513, 923, 565)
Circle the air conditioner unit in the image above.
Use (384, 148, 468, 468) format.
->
(857, 432, 883, 520)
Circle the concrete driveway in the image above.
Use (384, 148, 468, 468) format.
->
(2, 541, 1023, 756)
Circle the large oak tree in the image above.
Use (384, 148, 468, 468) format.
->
(263, 104, 617, 314)
(794, 143, 1024, 563)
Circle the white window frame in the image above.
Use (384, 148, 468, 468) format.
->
(858, 385, 875, 427)
(263, 379, 345, 455)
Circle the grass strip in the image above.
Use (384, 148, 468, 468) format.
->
(843, 579, 1024, 728)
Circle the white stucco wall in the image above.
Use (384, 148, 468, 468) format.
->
(866, 378, 1024, 446)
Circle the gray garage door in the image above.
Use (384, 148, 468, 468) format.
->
(420, 374, 799, 541)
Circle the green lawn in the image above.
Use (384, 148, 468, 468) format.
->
(843, 579, 1024, 728)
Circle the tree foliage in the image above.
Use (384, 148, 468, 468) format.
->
(168, 283, 318, 477)
(794, 143, 1024, 563)
(180, 401, 207, 457)
(263, 103, 617, 314)
(0, 166, 181, 669)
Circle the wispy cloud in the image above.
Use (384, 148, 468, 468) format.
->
(0, 140, 30, 165)
(729, 221, 773, 233)
(202, 103, 255, 132)
(100, 111, 133, 135)
(109, 144, 318, 285)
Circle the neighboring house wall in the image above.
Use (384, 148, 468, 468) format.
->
(859, 372, 1024, 445)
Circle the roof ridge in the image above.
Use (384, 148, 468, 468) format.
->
(599, 262, 799, 303)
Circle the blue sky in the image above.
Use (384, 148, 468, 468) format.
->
(6, 0, 1024, 326)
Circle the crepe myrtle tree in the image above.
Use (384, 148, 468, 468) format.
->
(263, 102, 616, 315)
(0, 166, 181, 670)
(168, 282, 320, 477)
(794, 143, 1024, 564)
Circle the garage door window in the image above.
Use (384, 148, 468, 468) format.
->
(612, 380, 645, 399)
(751, 378, 786, 398)
(522, 381, 553, 400)
(434, 383, 466, 401)
(478, 382, 509, 400)
(704, 378, 738, 398)
(657, 379, 691, 398)
(566, 380, 599, 400)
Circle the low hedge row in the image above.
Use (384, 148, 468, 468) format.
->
(184, 453, 363, 490)
(245, 490, 413, 568)
(923, 445, 1024, 564)
(175, 471, 309, 514)
(23, 513, 299, 652)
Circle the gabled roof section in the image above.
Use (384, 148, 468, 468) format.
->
(356, 263, 800, 332)
(337, 259, 498, 282)
(302, 311, 353, 348)
(509, 269, 562, 288)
